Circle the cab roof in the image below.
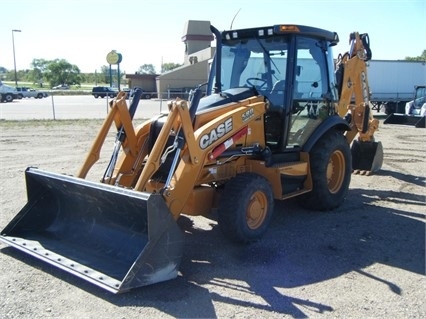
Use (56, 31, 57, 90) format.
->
(222, 24, 339, 45)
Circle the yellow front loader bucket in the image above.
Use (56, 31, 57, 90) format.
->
(0, 168, 184, 294)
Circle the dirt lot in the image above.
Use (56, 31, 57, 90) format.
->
(0, 117, 424, 318)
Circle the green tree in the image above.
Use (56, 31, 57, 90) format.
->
(83, 72, 105, 85)
(100, 65, 124, 87)
(45, 59, 82, 87)
(4, 70, 17, 82)
(100, 65, 112, 84)
(161, 62, 182, 73)
(137, 64, 156, 74)
(405, 50, 426, 61)
(29, 59, 49, 87)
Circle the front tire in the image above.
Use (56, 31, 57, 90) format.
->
(218, 173, 274, 243)
(4, 94, 13, 102)
(299, 130, 351, 211)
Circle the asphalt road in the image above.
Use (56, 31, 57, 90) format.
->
(0, 96, 167, 121)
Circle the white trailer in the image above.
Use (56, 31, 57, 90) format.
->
(366, 60, 426, 114)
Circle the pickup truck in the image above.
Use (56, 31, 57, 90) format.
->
(16, 87, 48, 99)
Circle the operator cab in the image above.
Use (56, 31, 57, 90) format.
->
(206, 24, 339, 152)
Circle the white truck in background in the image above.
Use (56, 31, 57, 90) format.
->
(367, 60, 426, 114)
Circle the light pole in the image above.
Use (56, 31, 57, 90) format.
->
(12, 29, 21, 87)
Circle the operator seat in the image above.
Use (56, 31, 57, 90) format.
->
(265, 80, 286, 148)
(271, 80, 286, 93)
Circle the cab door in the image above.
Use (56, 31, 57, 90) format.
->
(286, 36, 334, 148)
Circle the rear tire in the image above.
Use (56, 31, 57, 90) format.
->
(218, 173, 274, 243)
(299, 130, 351, 211)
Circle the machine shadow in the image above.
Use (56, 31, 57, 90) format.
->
(2, 186, 424, 318)
(375, 168, 425, 187)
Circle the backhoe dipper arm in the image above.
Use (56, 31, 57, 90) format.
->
(336, 32, 379, 143)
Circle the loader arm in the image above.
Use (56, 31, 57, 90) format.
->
(134, 97, 267, 219)
(336, 32, 379, 144)
(85, 91, 267, 219)
(78, 91, 141, 180)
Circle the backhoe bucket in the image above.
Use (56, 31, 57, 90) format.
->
(0, 167, 184, 294)
(351, 140, 383, 174)
(384, 113, 425, 128)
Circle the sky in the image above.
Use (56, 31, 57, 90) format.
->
(1, 0, 425, 74)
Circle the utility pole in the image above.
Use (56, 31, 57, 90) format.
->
(12, 29, 22, 87)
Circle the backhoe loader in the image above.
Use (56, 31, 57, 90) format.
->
(0, 24, 383, 293)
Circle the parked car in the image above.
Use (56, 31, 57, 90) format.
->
(123, 88, 136, 99)
(0, 93, 8, 103)
(122, 87, 152, 99)
(0, 82, 19, 102)
(16, 87, 48, 99)
(92, 86, 118, 98)
(52, 84, 70, 90)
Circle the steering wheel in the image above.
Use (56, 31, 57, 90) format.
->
(246, 77, 267, 89)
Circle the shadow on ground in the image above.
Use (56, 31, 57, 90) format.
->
(3, 180, 424, 318)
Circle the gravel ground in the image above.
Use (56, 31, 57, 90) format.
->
(0, 117, 425, 319)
